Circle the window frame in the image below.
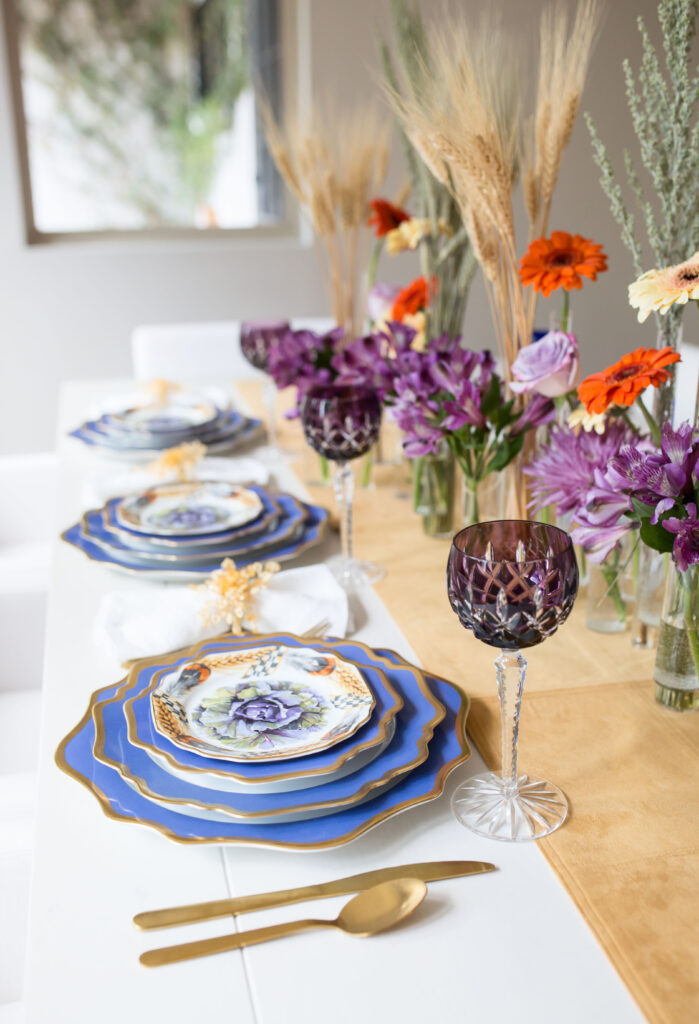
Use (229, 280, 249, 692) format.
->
(1, 0, 306, 246)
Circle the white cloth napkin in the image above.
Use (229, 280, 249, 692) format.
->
(82, 455, 270, 507)
(93, 565, 348, 663)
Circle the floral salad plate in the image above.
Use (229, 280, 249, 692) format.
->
(61, 497, 329, 580)
(90, 636, 444, 824)
(125, 634, 405, 794)
(103, 400, 220, 436)
(103, 488, 282, 553)
(78, 493, 308, 567)
(150, 643, 376, 762)
(56, 646, 470, 850)
(116, 481, 264, 536)
(69, 411, 263, 461)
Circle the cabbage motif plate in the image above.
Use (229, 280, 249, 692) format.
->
(151, 643, 375, 762)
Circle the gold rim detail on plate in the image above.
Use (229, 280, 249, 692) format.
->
(123, 633, 405, 785)
(54, 656, 470, 850)
(60, 501, 328, 579)
(103, 486, 284, 549)
(92, 636, 444, 819)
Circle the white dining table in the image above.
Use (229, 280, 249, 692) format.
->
(22, 380, 646, 1024)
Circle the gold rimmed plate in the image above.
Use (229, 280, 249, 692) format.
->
(150, 643, 376, 763)
(55, 646, 469, 849)
(116, 481, 263, 536)
(124, 634, 406, 794)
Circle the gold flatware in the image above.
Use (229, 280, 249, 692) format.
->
(140, 877, 426, 967)
(133, 859, 495, 931)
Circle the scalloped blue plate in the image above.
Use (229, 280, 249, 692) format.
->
(56, 649, 470, 850)
(61, 500, 329, 580)
(93, 637, 443, 822)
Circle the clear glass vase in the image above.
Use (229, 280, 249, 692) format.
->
(652, 315, 682, 426)
(461, 472, 504, 527)
(412, 442, 456, 538)
(631, 546, 668, 650)
(585, 546, 634, 634)
(654, 563, 699, 712)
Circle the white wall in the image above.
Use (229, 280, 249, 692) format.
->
(0, 0, 674, 454)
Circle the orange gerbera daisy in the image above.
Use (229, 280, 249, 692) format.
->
(577, 346, 681, 414)
(520, 231, 608, 297)
(392, 276, 436, 321)
(368, 198, 410, 237)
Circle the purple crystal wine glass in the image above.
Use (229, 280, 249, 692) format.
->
(300, 384, 384, 588)
(240, 320, 290, 455)
(447, 520, 578, 841)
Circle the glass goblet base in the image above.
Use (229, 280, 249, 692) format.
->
(328, 554, 385, 590)
(451, 772, 568, 842)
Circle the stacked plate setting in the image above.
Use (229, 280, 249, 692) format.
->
(69, 393, 263, 459)
(56, 632, 472, 850)
(62, 481, 329, 581)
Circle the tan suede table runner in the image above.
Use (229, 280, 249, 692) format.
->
(247, 382, 699, 1024)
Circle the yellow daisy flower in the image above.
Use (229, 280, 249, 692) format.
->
(628, 251, 699, 322)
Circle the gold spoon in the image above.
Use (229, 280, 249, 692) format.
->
(140, 877, 428, 967)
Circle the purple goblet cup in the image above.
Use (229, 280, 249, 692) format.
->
(240, 320, 290, 455)
(300, 384, 383, 589)
(447, 520, 578, 841)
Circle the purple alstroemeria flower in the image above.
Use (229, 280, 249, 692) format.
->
(570, 468, 636, 562)
(608, 421, 699, 523)
(511, 393, 556, 436)
(268, 326, 350, 415)
(662, 503, 699, 572)
(510, 331, 580, 398)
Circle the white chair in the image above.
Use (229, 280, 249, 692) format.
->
(131, 318, 337, 381)
(0, 453, 55, 1018)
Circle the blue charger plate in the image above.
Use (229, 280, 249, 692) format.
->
(61, 501, 329, 579)
(93, 638, 443, 822)
(69, 414, 263, 455)
(81, 493, 307, 567)
(55, 649, 471, 850)
(72, 408, 245, 450)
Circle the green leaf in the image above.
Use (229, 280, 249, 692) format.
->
(488, 432, 524, 474)
(629, 496, 657, 519)
(640, 518, 675, 554)
(480, 375, 502, 420)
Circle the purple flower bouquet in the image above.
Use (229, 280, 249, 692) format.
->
(335, 324, 555, 526)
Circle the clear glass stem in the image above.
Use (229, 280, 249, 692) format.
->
(263, 377, 278, 450)
(333, 460, 354, 567)
(495, 649, 526, 794)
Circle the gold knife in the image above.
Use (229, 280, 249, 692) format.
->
(133, 860, 495, 931)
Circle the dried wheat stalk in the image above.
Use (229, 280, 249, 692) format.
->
(261, 101, 389, 338)
(385, 0, 601, 373)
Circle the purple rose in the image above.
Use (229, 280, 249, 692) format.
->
(367, 283, 401, 324)
(510, 331, 580, 398)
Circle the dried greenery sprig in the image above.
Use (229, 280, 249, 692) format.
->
(261, 102, 389, 338)
(385, 0, 601, 373)
(196, 557, 280, 635)
(380, 0, 477, 340)
(147, 441, 206, 481)
(586, 0, 699, 334)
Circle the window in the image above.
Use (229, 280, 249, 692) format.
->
(5, 0, 285, 238)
